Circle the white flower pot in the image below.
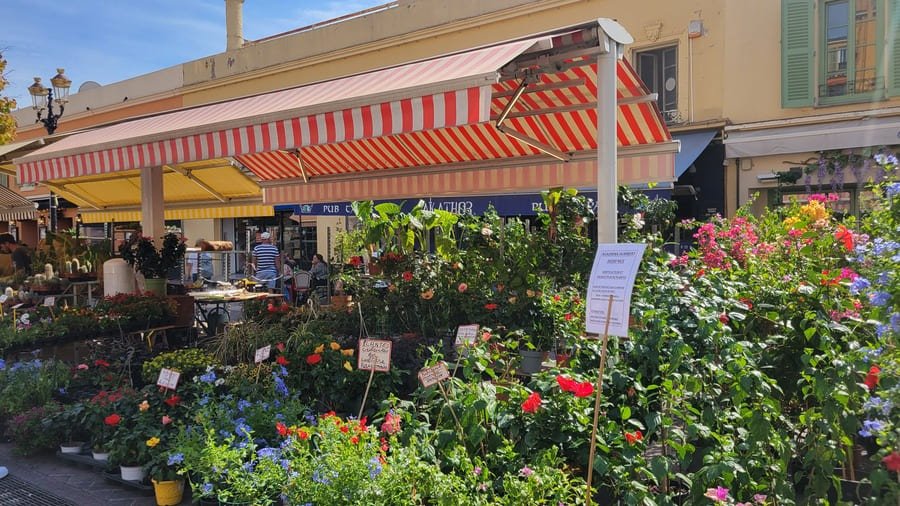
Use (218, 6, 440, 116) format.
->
(59, 442, 84, 454)
(120, 465, 147, 482)
(92, 451, 109, 461)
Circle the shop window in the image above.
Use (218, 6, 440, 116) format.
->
(635, 45, 678, 124)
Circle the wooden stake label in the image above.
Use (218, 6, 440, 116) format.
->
(43, 296, 56, 307)
(156, 368, 180, 390)
(357, 338, 392, 372)
(418, 362, 450, 388)
(254, 345, 271, 363)
(454, 324, 479, 346)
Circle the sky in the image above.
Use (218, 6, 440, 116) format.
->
(1, 0, 387, 107)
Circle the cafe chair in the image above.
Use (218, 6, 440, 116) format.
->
(293, 271, 311, 305)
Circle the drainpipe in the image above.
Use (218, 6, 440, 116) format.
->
(225, 0, 245, 51)
(734, 158, 740, 215)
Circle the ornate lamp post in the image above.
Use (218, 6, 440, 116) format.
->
(27, 68, 71, 135)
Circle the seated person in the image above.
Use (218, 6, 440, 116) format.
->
(309, 253, 329, 291)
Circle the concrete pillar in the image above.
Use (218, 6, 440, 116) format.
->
(140, 166, 165, 245)
(225, 0, 245, 51)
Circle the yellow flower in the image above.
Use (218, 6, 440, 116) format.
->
(799, 200, 828, 221)
(314, 344, 325, 354)
(341, 349, 354, 357)
(782, 216, 800, 229)
(138, 400, 150, 412)
(343, 361, 353, 371)
(146, 437, 160, 448)
(330, 342, 341, 351)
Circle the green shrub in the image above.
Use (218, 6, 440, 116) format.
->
(141, 348, 219, 385)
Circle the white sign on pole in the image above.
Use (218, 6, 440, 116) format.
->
(43, 296, 56, 307)
(417, 362, 451, 388)
(586, 243, 646, 337)
(454, 324, 479, 346)
(357, 338, 392, 372)
(255, 345, 272, 363)
(156, 368, 181, 390)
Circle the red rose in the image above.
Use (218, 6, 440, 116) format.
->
(883, 451, 900, 472)
(864, 365, 881, 391)
(276, 355, 290, 366)
(521, 392, 542, 414)
(164, 395, 181, 407)
(625, 430, 643, 445)
(306, 354, 322, 366)
(104, 413, 121, 426)
(572, 382, 594, 398)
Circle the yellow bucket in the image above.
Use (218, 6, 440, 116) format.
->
(152, 479, 184, 506)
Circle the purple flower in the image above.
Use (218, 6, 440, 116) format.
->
(859, 419, 884, 437)
(257, 447, 279, 460)
(753, 493, 767, 503)
(886, 182, 900, 197)
(704, 486, 729, 501)
(868, 291, 891, 307)
(849, 277, 870, 295)
(199, 370, 217, 383)
(167, 453, 184, 465)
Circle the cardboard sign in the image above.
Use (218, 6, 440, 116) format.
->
(10, 303, 24, 309)
(585, 243, 646, 337)
(254, 345, 271, 363)
(156, 368, 180, 390)
(454, 324, 479, 346)
(417, 362, 450, 388)
(43, 296, 56, 307)
(357, 338, 392, 372)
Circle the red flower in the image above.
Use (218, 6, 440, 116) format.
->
(340, 425, 349, 433)
(553, 295, 561, 302)
(94, 359, 110, 368)
(572, 382, 594, 398)
(738, 297, 753, 310)
(484, 303, 498, 311)
(625, 430, 643, 445)
(350, 435, 359, 444)
(276, 422, 289, 437)
(297, 429, 309, 440)
(401, 271, 414, 282)
(864, 365, 881, 391)
(348, 256, 362, 267)
(521, 392, 542, 414)
(719, 313, 729, 324)
(834, 225, 854, 252)
(883, 451, 900, 472)
(306, 353, 322, 366)
(458, 283, 468, 293)
(104, 413, 121, 426)
(556, 375, 577, 392)
(564, 312, 573, 321)
(381, 411, 401, 435)
(276, 355, 290, 366)
(164, 395, 181, 407)
(276, 342, 286, 352)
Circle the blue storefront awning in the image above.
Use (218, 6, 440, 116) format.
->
(674, 129, 717, 179)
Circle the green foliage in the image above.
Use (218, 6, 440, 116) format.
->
(0, 52, 16, 144)
(0, 358, 70, 420)
(141, 348, 219, 385)
(4, 402, 63, 455)
(118, 232, 186, 278)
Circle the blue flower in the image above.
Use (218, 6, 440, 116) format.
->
(0, 359, 6, 369)
(868, 291, 891, 307)
(890, 313, 900, 333)
(863, 396, 893, 416)
(198, 395, 210, 406)
(887, 182, 900, 197)
(859, 419, 884, 437)
(312, 468, 333, 485)
(167, 453, 184, 466)
(199, 370, 217, 383)
(237, 399, 252, 412)
(202, 483, 214, 494)
(849, 277, 870, 295)
(874, 153, 898, 167)
(273, 375, 289, 397)
(58, 387, 67, 395)
(304, 414, 317, 425)
(368, 456, 383, 479)
(257, 447, 279, 460)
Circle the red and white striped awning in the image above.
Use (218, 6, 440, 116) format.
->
(15, 23, 675, 199)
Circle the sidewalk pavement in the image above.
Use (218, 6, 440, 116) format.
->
(0, 443, 191, 505)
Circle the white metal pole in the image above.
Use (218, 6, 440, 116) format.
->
(596, 35, 618, 244)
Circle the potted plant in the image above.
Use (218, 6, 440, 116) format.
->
(83, 389, 130, 460)
(107, 404, 157, 482)
(119, 232, 186, 296)
(148, 444, 185, 506)
(44, 401, 89, 454)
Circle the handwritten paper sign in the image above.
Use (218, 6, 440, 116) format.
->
(156, 368, 181, 390)
(454, 324, 479, 346)
(586, 243, 646, 337)
(418, 362, 451, 388)
(357, 338, 392, 372)
(10, 303, 24, 310)
(254, 345, 271, 363)
(43, 296, 56, 307)
(0, 295, 7, 304)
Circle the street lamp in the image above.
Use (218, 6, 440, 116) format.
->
(28, 68, 72, 135)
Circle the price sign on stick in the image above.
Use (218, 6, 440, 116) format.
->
(585, 243, 646, 337)
(418, 362, 450, 388)
(357, 339, 392, 372)
(255, 345, 271, 364)
(156, 368, 180, 390)
(454, 324, 479, 347)
(43, 296, 55, 307)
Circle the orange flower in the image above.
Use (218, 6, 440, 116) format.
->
(834, 225, 854, 252)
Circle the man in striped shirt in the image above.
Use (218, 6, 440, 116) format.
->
(251, 232, 281, 289)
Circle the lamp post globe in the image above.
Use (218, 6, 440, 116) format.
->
(28, 68, 71, 135)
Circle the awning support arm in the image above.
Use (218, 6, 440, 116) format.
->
(42, 182, 101, 210)
(289, 150, 309, 183)
(496, 125, 570, 161)
(166, 165, 228, 202)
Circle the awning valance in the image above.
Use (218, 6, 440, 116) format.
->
(0, 185, 37, 221)
(79, 204, 274, 224)
(15, 23, 674, 189)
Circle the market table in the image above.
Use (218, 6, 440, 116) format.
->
(189, 289, 283, 336)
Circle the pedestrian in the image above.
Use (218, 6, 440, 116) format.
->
(0, 233, 32, 276)
(251, 232, 281, 290)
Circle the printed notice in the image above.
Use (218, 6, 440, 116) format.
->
(254, 345, 271, 363)
(454, 324, 479, 346)
(417, 362, 450, 388)
(156, 368, 180, 390)
(586, 243, 646, 337)
(357, 338, 392, 372)
(43, 296, 56, 307)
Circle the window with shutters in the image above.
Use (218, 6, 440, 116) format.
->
(635, 46, 679, 124)
(781, 0, 894, 107)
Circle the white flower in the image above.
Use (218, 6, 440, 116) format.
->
(631, 213, 645, 230)
(215, 378, 226, 386)
(481, 227, 493, 237)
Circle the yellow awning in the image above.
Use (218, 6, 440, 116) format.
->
(80, 204, 274, 224)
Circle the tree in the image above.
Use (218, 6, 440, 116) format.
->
(0, 51, 17, 144)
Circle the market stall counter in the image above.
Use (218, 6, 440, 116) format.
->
(190, 288, 283, 336)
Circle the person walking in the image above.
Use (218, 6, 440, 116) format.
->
(251, 232, 281, 290)
(0, 233, 32, 276)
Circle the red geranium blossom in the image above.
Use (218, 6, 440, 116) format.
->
(521, 392, 542, 414)
(164, 395, 181, 407)
(104, 413, 121, 426)
(484, 303, 498, 311)
(350, 435, 359, 444)
(571, 382, 594, 398)
(276, 355, 290, 366)
(625, 430, 643, 445)
(864, 365, 881, 390)
(306, 353, 322, 366)
(564, 312, 573, 321)
(834, 225, 854, 252)
(381, 411, 401, 435)
(883, 451, 900, 472)
(556, 375, 577, 392)
(94, 359, 110, 368)
(401, 270, 414, 282)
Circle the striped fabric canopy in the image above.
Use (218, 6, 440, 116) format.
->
(0, 185, 37, 222)
(15, 23, 674, 204)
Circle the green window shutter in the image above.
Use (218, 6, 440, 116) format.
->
(889, 0, 900, 96)
(782, 0, 815, 107)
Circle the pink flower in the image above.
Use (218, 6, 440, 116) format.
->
(76, 364, 89, 370)
(380, 411, 401, 435)
(457, 283, 468, 293)
(704, 486, 729, 502)
(519, 466, 534, 477)
(161, 415, 173, 425)
(753, 494, 767, 504)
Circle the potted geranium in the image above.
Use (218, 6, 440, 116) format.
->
(119, 232, 186, 296)
(107, 400, 158, 482)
